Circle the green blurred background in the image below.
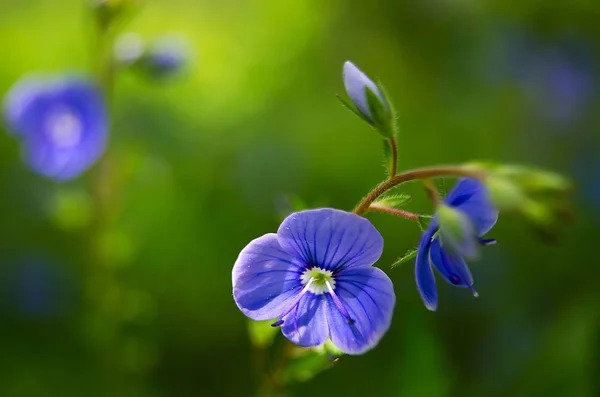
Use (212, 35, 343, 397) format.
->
(0, 0, 599, 396)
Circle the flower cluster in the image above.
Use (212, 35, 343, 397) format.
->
(233, 61, 571, 357)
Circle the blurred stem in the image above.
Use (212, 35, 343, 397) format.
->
(353, 165, 486, 216)
(84, 8, 124, 389)
(257, 342, 291, 397)
(423, 179, 441, 206)
(368, 203, 420, 222)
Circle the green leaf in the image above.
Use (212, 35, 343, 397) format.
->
(417, 215, 432, 231)
(335, 94, 369, 123)
(391, 248, 418, 269)
(376, 81, 400, 136)
(374, 193, 412, 209)
(365, 87, 393, 138)
(247, 319, 278, 348)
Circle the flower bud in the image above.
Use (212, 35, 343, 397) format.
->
(114, 33, 145, 67)
(142, 35, 190, 79)
(342, 61, 394, 137)
(437, 204, 477, 259)
(90, 0, 141, 29)
(480, 164, 573, 239)
(486, 175, 527, 212)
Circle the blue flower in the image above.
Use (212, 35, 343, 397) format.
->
(145, 35, 189, 78)
(232, 208, 395, 355)
(4, 75, 107, 181)
(415, 178, 498, 311)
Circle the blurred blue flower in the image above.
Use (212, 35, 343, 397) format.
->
(145, 35, 190, 78)
(491, 29, 594, 125)
(4, 75, 107, 181)
(415, 178, 498, 311)
(232, 208, 395, 355)
(1, 257, 78, 318)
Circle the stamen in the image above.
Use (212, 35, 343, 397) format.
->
(325, 280, 355, 324)
(479, 238, 497, 246)
(271, 277, 315, 327)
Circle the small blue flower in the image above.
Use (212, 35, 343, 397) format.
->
(4, 75, 107, 181)
(232, 208, 395, 355)
(415, 178, 498, 311)
(145, 35, 189, 78)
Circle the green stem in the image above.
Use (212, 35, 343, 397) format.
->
(353, 165, 486, 216)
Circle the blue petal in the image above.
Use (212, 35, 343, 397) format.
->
(232, 233, 305, 321)
(326, 267, 395, 354)
(281, 293, 328, 348)
(415, 226, 438, 311)
(343, 61, 387, 121)
(429, 238, 474, 288)
(445, 178, 498, 236)
(3, 75, 50, 137)
(277, 208, 384, 272)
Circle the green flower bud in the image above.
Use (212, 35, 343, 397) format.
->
(437, 204, 477, 259)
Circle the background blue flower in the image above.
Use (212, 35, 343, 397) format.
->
(416, 178, 498, 311)
(232, 208, 395, 355)
(4, 75, 107, 181)
(144, 35, 190, 78)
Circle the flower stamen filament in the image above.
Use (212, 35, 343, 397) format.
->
(326, 280, 355, 324)
(271, 277, 315, 327)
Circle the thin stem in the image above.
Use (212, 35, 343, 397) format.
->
(423, 179, 441, 206)
(353, 165, 486, 216)
(369, 204, 420, 222)
(389, 137, 398, 178)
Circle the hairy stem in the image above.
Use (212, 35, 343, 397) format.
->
(389, 137, 398, 178)
(353, 166, 486, 216)
(369, 204, 420, 221)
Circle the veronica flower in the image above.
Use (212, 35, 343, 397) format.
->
(232, 208, 395, 355)
(416, 178, 498, 311)
(4, 75, 107, 181)
(144, 35, 189, 78)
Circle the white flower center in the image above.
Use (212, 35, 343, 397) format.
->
(301, 267, 335, 295)
(45, 107, 83, 148)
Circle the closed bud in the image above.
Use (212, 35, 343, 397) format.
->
(114, 33, 145, 67)
(141, 35, 190, 79)
(486, 175, 527, 211)
(342, 61, 394, 137)
(90, 0, 141, 29)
